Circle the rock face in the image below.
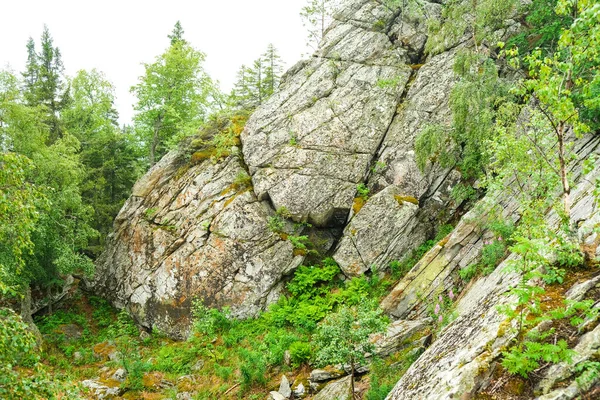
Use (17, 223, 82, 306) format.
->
(241, 0, 434, 228)
(92, 0, 470, 337)
(89, 144, 304, 337)
(384, 136, 600, 399)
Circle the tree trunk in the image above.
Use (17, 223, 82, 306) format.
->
(150, 116, 162, 166)
(21, 285, 43, 346)
(557, 121, 571, 222)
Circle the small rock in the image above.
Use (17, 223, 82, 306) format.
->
(176, 393, 192, 400)
(310, 368, 344, 382)
(283, 350, 291, 366)
(192, 359, 205, 372)
(108, 351, 120, 362)
(566, 274, 600, 301)
(269, 392, 286, 400)
(139, 330, 151, 341)
(293, 382, 305, 398)
(112, 368, 128, 382)
(279, 375, 292, 398)
(81, 379, 123, 399)
(73, 351, 83, 362)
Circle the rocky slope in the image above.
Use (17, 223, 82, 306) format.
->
(91, 0, 472, 337)
(90, 0, 600, 398)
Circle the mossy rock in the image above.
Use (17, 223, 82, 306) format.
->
(395, 195, 419, 206)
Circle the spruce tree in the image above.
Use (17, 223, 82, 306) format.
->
(21, 25, 68, 142)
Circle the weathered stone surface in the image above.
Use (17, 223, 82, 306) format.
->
(537, 323, 600, 396)
(81, 379, 123, 399)
(384, 136, 600, 399)
(310, 368, 345, 383)
(313, 375, 352, 400)
(241, 0, 418, 227)
(279, 375, 292, 398)
(269, 391, 286, 400)
(334, 186, 420, 276)
(89, 143, 304, 338)
(111, 368, 127, 383)
(372, 318, 431, 357)
(332, 45, 464, 275)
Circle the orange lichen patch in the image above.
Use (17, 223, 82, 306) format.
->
(438, 234, 451, 248)
(293, 248, 307, 257)
(142, 371, 164, 390)
(191, 149, 216, 164)
(212, 237, 226, 252)
(220, 184, 238, 197)
(409, 63, 425, 70)
(92, 342, 117, 360)
(394, 195, 419, 206)
(353, 197, 366, 214)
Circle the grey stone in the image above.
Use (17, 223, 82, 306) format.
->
(293, 382, 305, 398)
(88, 141, 304, 338)
(372, 318, 431, 357)
(241, 0, 414, 228)
(279, 375, 292, 398)
(310, 368, 345, 382)
(111, 368, 127, 383)
(81, 379, 123, 399)
(269, 392, 286, 400)
(565, 274, 600, 302)
(313, 376, 352, 400)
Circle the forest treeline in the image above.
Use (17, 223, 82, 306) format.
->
(0, 22, 288, 308)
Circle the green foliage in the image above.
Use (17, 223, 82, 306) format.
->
(239, 348, 268, 390)
(230, 44, 284, 109)
(574, 361, 600, 388)
(289, 341, 313, 367)
(0, 308, 59, 399)
(268, 207, 292, 233)
(426, 0, 518, 55)
(356, 183, 370, 200)
(313, 302, 387, 393)
(506, 0, 574, 57)
(502, 339, 574, 378)
(132, 22, 217, 165)
(415, 51, 510, 181)
(192, 300, 231, 337)
(1, 68, 96, 296)
(63, 69, 143, 238)
(287, 261, 340, 299)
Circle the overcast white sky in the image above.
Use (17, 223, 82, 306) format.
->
(0, 0, 309, 125)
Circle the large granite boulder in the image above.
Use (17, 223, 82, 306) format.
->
(89, 143, 304, 338)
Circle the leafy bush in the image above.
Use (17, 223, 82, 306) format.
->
(289, 341, 312, 367)
(239, 349, 268, 390)
(502, 340, 574, 378)
(192, 300, 231, 336)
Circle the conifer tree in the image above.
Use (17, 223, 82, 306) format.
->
(21, 25, 68, 142)
(230, 44, 284, 109)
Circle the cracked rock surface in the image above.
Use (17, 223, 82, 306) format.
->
(89, 146, 304, 338)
